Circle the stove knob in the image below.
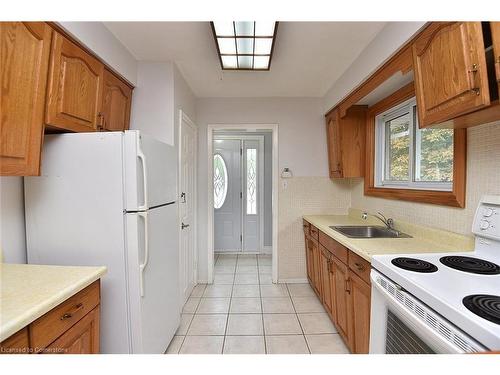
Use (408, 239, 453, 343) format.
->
(480, 220, 490, 230)
(483, 207, 494, 217)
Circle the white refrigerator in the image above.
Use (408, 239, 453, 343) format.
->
(24, 130, 180, 354)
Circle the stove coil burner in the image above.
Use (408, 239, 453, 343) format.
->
(463, 295, 500, 325)
(440, 256, 500, 275)
(391, 257, 438, 273)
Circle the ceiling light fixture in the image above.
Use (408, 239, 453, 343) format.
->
(210, 21, 278, 71)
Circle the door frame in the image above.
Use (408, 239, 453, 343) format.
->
(207, 124, 279, 284)
(213, 134, 265, 252)
(178, 109, 198, 303)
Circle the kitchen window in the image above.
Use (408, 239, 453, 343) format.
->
(364, 83, 466, 208)
(374, 97, 454, 191)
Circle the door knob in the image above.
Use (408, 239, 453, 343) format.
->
(181, 222, 190, 230)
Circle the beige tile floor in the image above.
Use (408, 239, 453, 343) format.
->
(166, 253, 350, 354)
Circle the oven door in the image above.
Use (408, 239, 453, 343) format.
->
(369, 269, 487, 354)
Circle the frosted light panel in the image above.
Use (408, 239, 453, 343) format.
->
(221, 56, 237, 69)
(255, 22, 275, 36)
(253, 56, 270, 69)
(217, 38, 236, 54)
(238, 56, 253, 69)
(237, 38, 254, 54)
(235, 21, 254, 36)
(214, 22, 234, 36)
(254, 38, 272, 54)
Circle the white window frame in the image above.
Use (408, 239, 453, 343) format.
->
(374, 97, 453, 192)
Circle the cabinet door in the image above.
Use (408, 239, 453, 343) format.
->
(45, 31, 104, 132)
(491, 22, 500, 99)
(319, 246, 333, 317)
(347, 271, 371, 354)
(305, 236, 313, 284)
(0, 22, 52, 176)
(333, 256, 352, 350)
(311, 238, 322, 296)
(102, 69, 132, 131)
(43, 306, 100, 354)
(328, 255, 338, 324)
(413, 22, 490, 127)
(326, 110, 343, 178)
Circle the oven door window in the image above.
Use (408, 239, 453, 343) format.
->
(386, 310, 435, 354)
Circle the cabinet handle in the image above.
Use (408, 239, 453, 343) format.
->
(467, 64, 480, 95)
(345, 278, 351, 294)
(354, 262, 365, 271)
(60, 302, 84, 320)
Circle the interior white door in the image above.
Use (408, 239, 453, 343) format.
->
(242, 139, 263, 251)
(179, 116, 197, 304)
(214, 139, 242, 252)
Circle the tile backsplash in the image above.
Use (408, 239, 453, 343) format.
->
(278, 177, 351, 280)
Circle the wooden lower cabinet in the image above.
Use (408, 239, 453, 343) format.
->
(319, 245, 334, 317)
(347, 271, 371, 354)
(304, 224, 372, 354)
(0, 281, 101, 354)
(44, 307, 99, 354)
(332, 256, 352, 347)
(309, 237, 322, 296)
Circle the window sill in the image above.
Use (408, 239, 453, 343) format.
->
(364, 185, 465, 208)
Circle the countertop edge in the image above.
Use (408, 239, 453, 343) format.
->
(0, 266, 107, 342)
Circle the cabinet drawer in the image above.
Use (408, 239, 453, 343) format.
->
(310, 225, 319, 240)
(319, 231, 348, 264)
(348, 251, 371, 284)
(302, 220, 310, 236)
(29, 281, 100, 351)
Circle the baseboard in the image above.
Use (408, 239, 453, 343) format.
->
(278, 278, 308, 284)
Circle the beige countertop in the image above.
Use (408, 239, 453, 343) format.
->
(0, 263, 107, 342)
(303, 211, 474, 263)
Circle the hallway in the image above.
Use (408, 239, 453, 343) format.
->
(166, 253, 349, 354)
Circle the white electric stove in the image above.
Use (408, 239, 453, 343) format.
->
(369, 196, 500, 353)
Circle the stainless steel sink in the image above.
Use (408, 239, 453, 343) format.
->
(329, 225, 412, 239)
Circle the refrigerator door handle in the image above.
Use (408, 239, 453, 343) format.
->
(138, 211, 149, 297)
(137, 136, 149, 211)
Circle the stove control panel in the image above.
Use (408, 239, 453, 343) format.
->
(473, 196, 500, 240)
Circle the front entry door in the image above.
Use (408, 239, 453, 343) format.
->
(214, 139, 242, 252)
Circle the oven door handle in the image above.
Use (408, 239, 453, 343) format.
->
(370, 271, 483, 354)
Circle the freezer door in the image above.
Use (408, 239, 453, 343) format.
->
(125, 203, 180, 353)
(123, 130, 177, 210)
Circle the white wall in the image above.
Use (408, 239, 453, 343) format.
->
(195, 97, 332, 281)
(323, 22, 426, 113)
(130, 62, 175, 145)
(0, 177, 27, 263)
(58, 22, 138, 85)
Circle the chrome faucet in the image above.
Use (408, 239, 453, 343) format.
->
(362, 211, 395, 231)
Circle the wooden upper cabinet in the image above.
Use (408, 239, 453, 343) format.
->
(326, 109, 343, 178)
(45, 31, 104, 132)
(101, 69, 132, 131)
(412, 22, 490, 127)
(491, 22, 500, 100)
(0, 22, 52, 176)
(326, 106, 366, 179)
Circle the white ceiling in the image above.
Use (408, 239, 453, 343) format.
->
(104, 22, 386, 98)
